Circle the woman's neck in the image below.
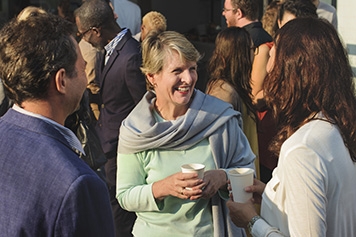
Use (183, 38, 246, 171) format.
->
(154, 101, 189, 120)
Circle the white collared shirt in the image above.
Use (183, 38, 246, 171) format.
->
(12, 104, 85, 156)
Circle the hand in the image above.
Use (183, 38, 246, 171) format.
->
(226, 198, 258, 228)
(152, 172, 204, 201)
(194, 170, 227, 200)
(244, 178, 266, 204)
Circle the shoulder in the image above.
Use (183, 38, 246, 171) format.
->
(117, 32, 141, 52)
(248, 24, 272, 46)
(206, 80, 240, 109)
(207, 79, 235, 94)
(318, 1, 336, 12)
(284, 118, 339, 148)
(281, 118, 344, 168)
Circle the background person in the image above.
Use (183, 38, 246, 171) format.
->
(112, 0, 141, 35)
(261, 0, 281, 39)
(116, 30, 256, 237)
(278, 0, 318, 28)
(222, 0, 273, 182)
(75, 0, 147, 235)
(227, 17, 356, 237)
(311, 0, 337, 29)
(17, 5, 46, 20)
(77, 0, 118, 121)
(0, 13, 115, 236)
(258, 0, 318, 183)
(133, 11, 167, 41)
(206, 26, 258, 176)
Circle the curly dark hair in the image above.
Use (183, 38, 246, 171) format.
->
(0, 13, 77, 105)
(74, 0, 115, 31)
(264, 17, 356, 162)
(278, 0, 318, 23)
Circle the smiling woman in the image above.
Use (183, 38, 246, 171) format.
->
(146, 50, 198, 120)
(115, 30, 256, 237)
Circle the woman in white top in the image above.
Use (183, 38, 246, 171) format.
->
(226, 17, 356, 237)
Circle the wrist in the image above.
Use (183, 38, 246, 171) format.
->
(247, 215, 261, 233)
(218, 169, 228, 190)
(152, 181, 165, 201)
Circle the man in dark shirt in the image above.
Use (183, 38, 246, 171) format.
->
(222, 0, 276, 184)
(222, 0, 272, 46)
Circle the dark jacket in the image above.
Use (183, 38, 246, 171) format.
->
(0, 109, 115, 236)
(95, 30, 146, 158)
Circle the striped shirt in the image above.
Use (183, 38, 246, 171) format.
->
(104, 28, 128, 65)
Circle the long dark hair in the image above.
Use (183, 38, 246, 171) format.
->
(207, 26, 254, 115)
(264, 17, 356, 161)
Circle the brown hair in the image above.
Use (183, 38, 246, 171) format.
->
(231, 0, 259, 21)
(264, 17, 356, 161)
(0, 14, 77, 105)
(207, 27, 254, 115)
(261, 0, 281, 38)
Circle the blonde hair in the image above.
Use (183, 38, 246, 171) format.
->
(141, 31, 201, 91)
(142, 11, 167, 33)
(17, 6, 47, 21)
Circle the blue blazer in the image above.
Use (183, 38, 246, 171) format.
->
(95, 29, 146, 157)
(0, 109, 115, 237)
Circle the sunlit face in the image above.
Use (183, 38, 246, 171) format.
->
(266, 45, 276, 73)
(148, 50, 198, 112)
(67, 37, 88, 114)
(222, 0, 238, 27)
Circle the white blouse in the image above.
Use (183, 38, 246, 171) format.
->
(252, 113, 356, 237)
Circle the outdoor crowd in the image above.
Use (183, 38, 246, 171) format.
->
(0, 0, 355, 236)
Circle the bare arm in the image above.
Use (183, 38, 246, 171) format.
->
(251, 44, 270, 104)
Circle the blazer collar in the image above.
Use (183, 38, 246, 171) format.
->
(2, 108, 84, 156)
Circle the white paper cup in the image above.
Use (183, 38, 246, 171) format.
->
(228, 168, 254, 203)
(181, 163, 205, 179)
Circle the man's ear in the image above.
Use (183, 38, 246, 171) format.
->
(91, 27, 101, 37)
(236, 8, 243, 19)
(54, 68, 67, 94)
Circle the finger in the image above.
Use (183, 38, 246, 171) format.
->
(189, 194, 203, 200)
(226, 199, 233, 206)
(244, 186, 254, 192)
(179, 172, 199, 180)
(177, 187, 186, 197)
(183, 180, 205, 190)
(200, 187, 217, 200)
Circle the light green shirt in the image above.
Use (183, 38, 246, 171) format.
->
(118, 90, 256, 237)
(117, 138, 216, 237)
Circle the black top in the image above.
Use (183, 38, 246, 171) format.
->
(244, 21, 273, 47)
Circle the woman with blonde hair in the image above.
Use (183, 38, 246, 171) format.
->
(116, 30, 255, 237)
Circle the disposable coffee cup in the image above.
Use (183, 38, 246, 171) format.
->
(228, 168, 254, 203)
(181, 163, 205, 179)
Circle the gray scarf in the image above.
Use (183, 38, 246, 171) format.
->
(119, 89, 242, 154)
(118, 90, 254, 237)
